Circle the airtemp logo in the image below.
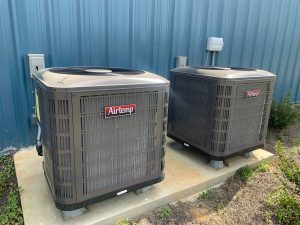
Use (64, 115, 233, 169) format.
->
(105, 104, 136, 118)
(245, 89, 261, 98)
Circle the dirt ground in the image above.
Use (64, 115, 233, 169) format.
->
(134, 169, 280, 225)
(134, 107, 300, 225)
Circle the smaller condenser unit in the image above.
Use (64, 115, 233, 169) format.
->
(167, 67, 276, 160)
(33, 67, 169, 210)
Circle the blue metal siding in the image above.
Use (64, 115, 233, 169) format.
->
(1, 0, 300, 150)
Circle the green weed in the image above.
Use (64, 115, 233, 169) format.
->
(264, 210, 273, 223)
(257, 161, 271, 173)
(158, 205, 172, 218)
(268, 141, 300, 225)
(199, 188, 215, 200)
(292, 136, 300, 146)
(267, 188, 300, 225)
(116, 218, 136, 225)
(0, 187, 23, 225)
(236, 165, 254, 182)
(0, 155, 23, 225)
(269, 92, 297, 129)
(215, 201, 226, 212)
(275, 141, 300, 190)
(0, 155, 15, 197)
(278, 131, 286, 142)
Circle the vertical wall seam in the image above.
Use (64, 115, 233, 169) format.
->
(76, 0, 83, 65)
(167, 0, 176, 73)
(128, 0, 133, 68)
(104, 0, 109, 66)
(150, 0, 156, 70)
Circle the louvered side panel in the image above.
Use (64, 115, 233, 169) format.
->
(168, 76, 214, 149)
(209, 84, 233, 155)
(36, 87, 76, 204)
(36, 86, 55, 194)
(228, 81, 270, 154)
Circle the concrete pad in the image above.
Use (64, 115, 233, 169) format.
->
(14, 138, 274, 225)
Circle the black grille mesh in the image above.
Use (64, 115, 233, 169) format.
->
(38, 90, 75, 201)
(79, 91, 160, 195)
(49, 67, 145, 75)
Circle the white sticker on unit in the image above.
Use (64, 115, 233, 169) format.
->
(117, 190, 128, 196)
(184, 143, 190, 147)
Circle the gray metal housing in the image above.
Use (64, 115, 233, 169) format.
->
(167, 66, 276, 160)
(33, 67, 169, 210)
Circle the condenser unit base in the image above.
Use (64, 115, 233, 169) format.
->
(167, 133, 264, 161)
(43, 161, 164, 211)
(210, 160, 225, 170)
(62, 208, 87, 220)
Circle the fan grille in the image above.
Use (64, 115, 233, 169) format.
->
(49, 67, 145, 75)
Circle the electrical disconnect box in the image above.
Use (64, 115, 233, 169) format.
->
(28, 54, 45, 77)
(207, 37, 224, 52)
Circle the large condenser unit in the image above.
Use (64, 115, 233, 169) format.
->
(33, 67, 169, 210)
(167, 66, 275, 161)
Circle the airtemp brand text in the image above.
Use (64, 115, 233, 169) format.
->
(245, 89, 261, 98)
(105, 104, 136, 118)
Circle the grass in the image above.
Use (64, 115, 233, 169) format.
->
(267, 188, 300, 225)
(264, 140, 300, 225)
(0, 188, 23, 224)
(257, 160, 271, 173)
(264, 210, 273, 223)
(0, 156, 15, 197)
(215, 201, 226, 212)
(157, 205, 172, 218)
(116, 218, 136, 225)
(292, 136, 300, 146)
(199, 188, 215, 200)
(269, 92, 297, 129)
(276, 141, 300, 190)
(236, 165, 254, 182)
(0, 155, 23, 225)
(278, 131, 286, 142)
(293, 146, 300, 155)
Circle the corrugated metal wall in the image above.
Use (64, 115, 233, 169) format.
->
(1, 0, 300, 150)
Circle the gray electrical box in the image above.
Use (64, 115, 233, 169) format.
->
(207, 37, 224, 52)
(168, 66, 276, 160)
(28, 54, 45, 77)
(33, 67, 169, 210)
(176, 56, 187, 67)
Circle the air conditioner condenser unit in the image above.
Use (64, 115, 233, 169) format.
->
(167, 66, 275, 164)
(33, 67, 169, 210)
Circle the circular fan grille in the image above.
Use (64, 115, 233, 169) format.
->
(192, 66, 256, 71)
(49, 67, 145, 75)
(192, 66, 231, 70)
